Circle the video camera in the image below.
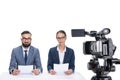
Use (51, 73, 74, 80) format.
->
(71, 28, 120, 80)
(72, 28, 115, 58)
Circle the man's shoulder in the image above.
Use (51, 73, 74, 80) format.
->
(29, 46, 40, 54)
(30, 45, 38, 49)
(13, 46, 22, 50)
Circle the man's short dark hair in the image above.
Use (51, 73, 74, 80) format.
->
(21, 31, 32, 35)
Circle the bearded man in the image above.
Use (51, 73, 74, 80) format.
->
(9, 31, 43, 75)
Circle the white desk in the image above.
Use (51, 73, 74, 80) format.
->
(0, 72, 85, 80)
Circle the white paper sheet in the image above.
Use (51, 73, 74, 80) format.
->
(18, 65, 33, 75)
(54, 63, 68, 75)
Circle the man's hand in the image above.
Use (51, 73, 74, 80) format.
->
(12, 69, 20, 75)
(64, 69, 73, 75)
(49, 69, 56, 75)
(32, 69, 40, 75)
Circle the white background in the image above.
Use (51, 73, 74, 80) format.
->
(0, 0, 120, 80)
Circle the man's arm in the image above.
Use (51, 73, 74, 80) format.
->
(34, 49, 43, 73)
(9, 49, 18, 74)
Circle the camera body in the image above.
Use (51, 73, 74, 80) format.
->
(83, 38, 115, 58)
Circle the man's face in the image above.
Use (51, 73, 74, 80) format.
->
(21, 33, 32, 48)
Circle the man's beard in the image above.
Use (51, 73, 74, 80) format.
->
(22, 43, 31, 48)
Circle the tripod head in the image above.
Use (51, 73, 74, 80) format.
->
(71, 28, 120, 80)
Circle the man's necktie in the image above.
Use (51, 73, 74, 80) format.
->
(24, 50, 27, 65)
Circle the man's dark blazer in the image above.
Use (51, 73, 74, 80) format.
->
(47, 46, 75, 72)
(9, 45, 43, 73)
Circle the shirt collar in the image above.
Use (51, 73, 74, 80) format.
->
(22, 46, 30, 52)
(57, 45, 66, 53)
